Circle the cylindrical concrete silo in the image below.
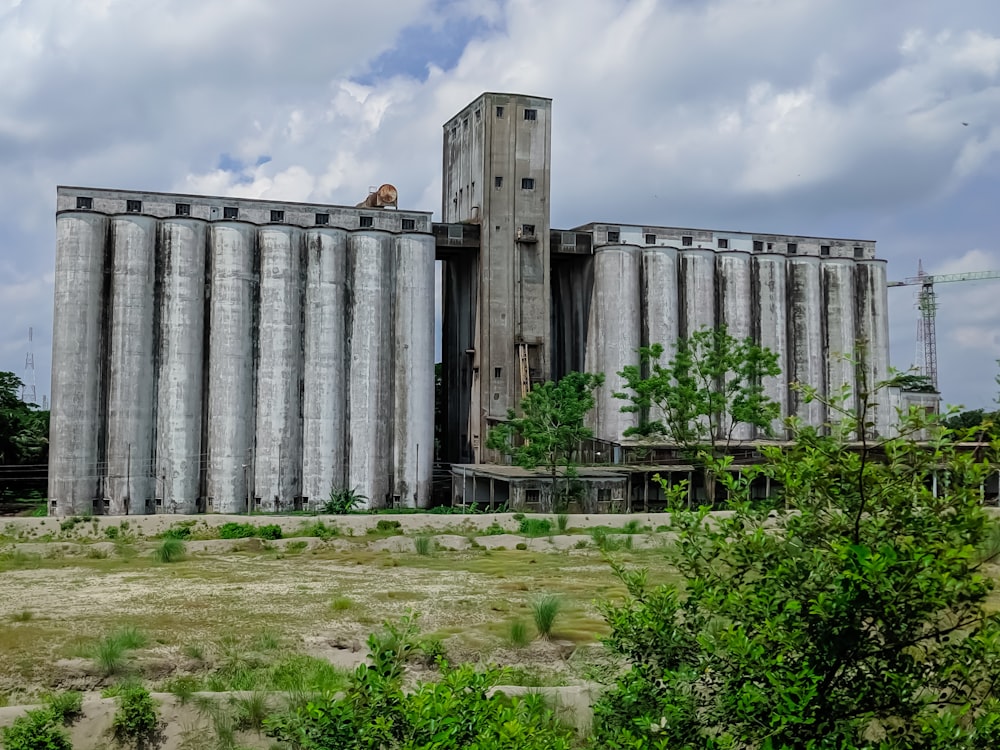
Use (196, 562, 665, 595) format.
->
(752, 253, 788, 438)
(641, 246, 679, 432)
(155, 218, 208, 514)
(679, 249, 715, 337)
(716, 251, 753, 441)
(49, 212, 109, 516)
(105, 215, 157, 515)
(347, 230, 393, 509)
(254, 226, 305, 512)
(393, 232, 436, 508)
(856, 259, 892, 436)
(821, 258, 857, 426)
(302, 227, 348, 509)
(584, 244, 641, 443)
(207, 222, 257, 513)
(787, 255, 825, 427)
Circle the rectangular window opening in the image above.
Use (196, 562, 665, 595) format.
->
(475, 109, 481, 121)
(270, 209, 284, 223)
(223, 206, 239, 220)
(126, 199, 142, 213)
(360, 215, 374, 228)
(495, 176, 503, 189)
(521, 177, 535, 189)
(787, 242, 798, 254)
(682, 235, 693, 247)
(767, 242, 774, 251)
(76, 196, 93, 210)
(524, 108, 537, 121)
(494, 367, 502, 378)
(854, 246, 864, 258)
(401, 218, 415, 231)
(645, 234, 656, 245)
(607, 230, 621, 243)
(753, 240, 763, 252)
(175, 203, 191, 216)
(821, 245, 831, 256)
(718, 238, 729, 249)
(520, 224, 535, 236)
(315, 212, 329, 225)
(496, 105, 504, 118)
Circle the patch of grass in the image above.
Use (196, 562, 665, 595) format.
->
(182, 643, 205, 661)
(518, 517, 552, 537)
(160, 520, 197, 540)
(515, 542, 528, 550)
(330, 595, 353, 613)
(9, 610, 33, 623)
(88, 625, 149, 676)
(114, 625, 149, 650)
(230, 691, 271, 731)
(285, 540, 309, 553)
(153, 537, 186, 563)
(556, 513, 569, 532)
(530, 594, 562, 639)
(507, 619, 531, 647)
(162, 675, 199, 704)
(375, 519, 402, 534)
(218, 522, 282, 540)
(86, 546, 109, 559)
(622, 519, 643, 534)
(483, 522, 506, 536)
(252, 627, 281, 652)
(293, 520, 338, 540)
(43, 690, 83, 723)
(414, 536, 434, 556)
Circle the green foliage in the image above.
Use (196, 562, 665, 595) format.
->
(330, 596, 353, 613)
(592, 388, 1000, 750)
(217, 522, 282, 540)
(556, 513, 569, 532)
(1, 708, 72, 750)
(322, 486, 367, 515)
(0, 372, 49, 503)
(162, 675, 198, 704)
(507, 619, 530, 648)
(615, 325, 781, 448)
(152, 538, 185, 563)
(264, 612, 573, 750)
(88, 626, 148, 676)
(294, 520, 338, 540)
(159, 520, 196, 540)
(230, 691, 271, 732)
(518, 517, 552, 537)
(893, 371, 937, 392)
(942, 408, 999, 440)
(111, 685, 159, 747)
(530, 595, 561, 638)
(43, 691, 82, 724)
(413, 536, 434, 556)
(487, 371, 605, 511)
(375, 519, 402, 533)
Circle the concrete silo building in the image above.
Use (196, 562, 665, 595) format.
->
(48, 92, 898, 516)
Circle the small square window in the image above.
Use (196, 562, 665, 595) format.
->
(521, 224, 535, 236)
(767, 242, 774, 251)
(854, 246, 864, 258)
(645, 234, 656, 245)
(607, 230, 620, 243)
(524, 108, 537, 121)
(76, 196, 93, 210)
(494, 367, 502, 378)
(126, 199, 142, 213)
(175, 203, 191, 216)
(475, 109, 481, 121)
(401, 218, 415, 231)
(787, 242, 798, 254)
(270, 210, 284, 223)
(315, 213, 329, 225)
(753, 240, 763, 252)
(360, 216, 374, 228)
(521, 177, 535, 189)
(820, 245, 831, 256)
(495, 176, 503, 189)
(496, 106, 504, 118)
(718, 238, 729, 249)
(223, 206, 239, 220)
(682, 235, 693, 247)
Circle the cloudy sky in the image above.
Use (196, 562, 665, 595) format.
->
(1, 0, 999, 410)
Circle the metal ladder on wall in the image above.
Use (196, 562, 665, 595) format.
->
(517, 343, 531, 400)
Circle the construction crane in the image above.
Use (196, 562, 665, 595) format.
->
(888, 263, 1000, 390)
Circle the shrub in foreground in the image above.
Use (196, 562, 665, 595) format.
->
(2, 709, 72, 750)
(111, 684, 159, 747)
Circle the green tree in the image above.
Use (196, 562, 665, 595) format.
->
(592, 388, 1000, 750)
(486, 371, 604, 511)
(0, 372, 49, 504)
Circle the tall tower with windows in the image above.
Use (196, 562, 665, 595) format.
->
(441, 93, 552, 463)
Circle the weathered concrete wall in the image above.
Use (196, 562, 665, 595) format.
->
(753, 253, 788, 438)
(787, 256, 825, 427)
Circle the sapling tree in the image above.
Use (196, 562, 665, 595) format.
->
(486, 371, 604, 511)
(592, 384, 1000, 750)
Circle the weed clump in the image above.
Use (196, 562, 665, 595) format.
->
(111, 684, 159, 746)
(518, 517, 552, 537)
(218, 522, 282, 540)
(413, 536, 434, 556)
(43, 690, 83, 723)
(375, 519, 402, 534)
(530, 594, 562, 638)
(507, 619, 530, 647)
(153, 537, 185, 563)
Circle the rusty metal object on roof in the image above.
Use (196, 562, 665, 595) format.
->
(356, 184, 398, 208)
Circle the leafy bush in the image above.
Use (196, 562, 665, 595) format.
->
(111, 685, 159, 747)
(322, 486, 367, 514)
(515, 542, 528, 550)
(43, 691, 83, 723)
(375, 519, 402, 533)
(152, 538, 185, 563)
(294, 520, 338, 540)
(530, 595, 561, 638)
(159, 521, 195, 540)
(518, 517, 552, 537)
(1, 709, 72, 750)
(264, 613, 573, 750)
(217, 522, 282, 540)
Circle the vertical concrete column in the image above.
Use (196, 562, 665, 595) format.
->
(155, 218, 207, 514)
(302, 227, 348, 509)
(585, 245, 641, 442)
(49, 212, 109, 516)
(787, 256, 825, 427)
(207, 222, 257, 513)
(752, 254, 788, 438)
(254, 226, 305, 512)
(821, 258, 857, 428)
(393, 232, 436, 508)
(856, 259, 892, 436)
(347, 230, 392, 509)
(679, 248, 715, 336)
(641, 246, 678, 429)
(105, 215, 157, 515)
(717, 250, 753, 441)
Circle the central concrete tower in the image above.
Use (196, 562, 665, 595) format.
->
(441, 93, 553, 462)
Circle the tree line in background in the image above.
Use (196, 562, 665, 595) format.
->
(0, 371, 49, 509)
